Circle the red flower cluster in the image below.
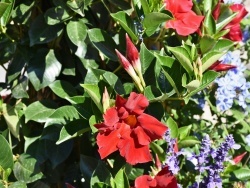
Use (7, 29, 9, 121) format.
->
(134, 166, 178, 188)
(94, 92, 168, 165)
(164, 0, 204, 36)
(213, 2, 248, 41)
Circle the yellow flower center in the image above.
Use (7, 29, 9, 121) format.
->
(124, 115, 137, 127)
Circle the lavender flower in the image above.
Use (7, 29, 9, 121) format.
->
(215, 51, 250, 112)
(163, 130, 180, 175)
(245, 134, 250, 146)
(189, 135, 236, 188)
(243, 27, 250, 43)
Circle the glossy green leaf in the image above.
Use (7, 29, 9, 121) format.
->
(178, 136, 200, 148)
(88, 28, 118, 61)
(200, 35, 216, 54)
(45, 105, 81, 127)
(166, 117, 178, 138)
(13, 154, 43, 183)
(0, 2, 10, 18)
(67, 19, 88, 58)
(66, 0, 85, 16)
(29, 14, 64, 46)
(80, 155, 99, 184)
(143, 12, 171, 36)
(107, 0, 132, 15)
(114, 168, 130, 188)
(91, 161, 113, 187)
(2, 103, 20, 139)
(0, 0, 14, 26)
(12, 77, 29, 99)
(102, 72, 125, 94)
(27, 49, 62, 90)
(203, 11, 216, 35)
(49, 80, 77, 99)
(12, 1, 34, 24)
(185, 80, 200, 93)
(44, 6, 71, 25)
(155, 53, 175, 68)
(216, 12, 237, 32)
(25, 100, 57, 123)
(110, 11, 137, 41)
(201, 51, 225, 72)
(233, 168, 250, 181)
(178, 125, 192, 140)
(56, 119, 90, 144)
(168, 46, 193, 75)
(140, 43, 155, 74)
(184, 71, 219, 99)
(81, 84, 103, 112)
(0, 134, 14, 170)
(9, 181, 27, 188)
(213, 39, 234, 52)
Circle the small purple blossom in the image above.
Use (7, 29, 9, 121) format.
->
(243, 27, 250, 42)
(163, 130, 180, 175)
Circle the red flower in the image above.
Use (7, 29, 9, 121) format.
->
(209, 61, 236, 72)
(165, 0, 204, 36)
(224, 4, 248, 41)
(94, 92, 168, 165)
(233, 152, 247, 165)
(134, 166, 178, 188)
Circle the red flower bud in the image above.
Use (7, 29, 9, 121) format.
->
(233, 152, 247, 165)
(209, 62, 236, 72)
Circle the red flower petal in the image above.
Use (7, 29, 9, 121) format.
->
(154, 166, 178, 188)
(210, 63, 237, 72)
(137, 113, 168, 141)
(117, 132, 152, 165)
(212, 1, 221, 20)
(165, 0, 193, 14)
(115, 94, 127, 109)
(97, 123, 130, 159)
(225, 24, 242, 41)
(134, 175, 157, 188)
(166, 12, 204, 36)
(133, 126, 151, 145)
(227, 4, 248, 27)
(103, 107, 119, 126)
(125, 92, 149, 115)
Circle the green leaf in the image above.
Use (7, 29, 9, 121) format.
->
(213, 39, 234, 52)
(178, 136, 200, 148)
(49, 80, 77, 99)
(203, 10, 216, 35)
(155, 53, 175, 68)
(216, 12, 237, 32)
(184, 71, 219, 99)
(7, 55, 26, 83)
(0, 2, 10, 18)
(67, 19, 88, 58)
(25, 100, 57, 123)
(12, 77, 29, 99)
(88, 28, 118, 61)
(56, 119, 90, 144)
(140, 43, 155, 74)
(110, 11, 137, 41)
(91, 161, 113, 187)
(9, 181, 27, 188)
(114, 168, 130, 188)
(45, 105, 81, 127)
(201, 51, 225, 72)
(13, 154, 43, 183)
(168, 46, 193, 75)
(185, 80, 201, 93)
(200, 35, 216, 54)
(143, 12, 171, 36)
(166, 117, 178, 138)
(29, 14, 64, 46)
(0, 135, 14, 170)
(150, 141, 165, 161)
(80, 155, 99, 185)
(102, 72, 125, 94)
(66, 0, 84, 16)
(178, 125, 192, 140)
(81, 84, 103, 112)
(27, 49, 62, 90)
(44, 6, 71, 25)
(2, 103, 20, 139)
(0, 0, 14, 26)
(233, 168, 250, 181)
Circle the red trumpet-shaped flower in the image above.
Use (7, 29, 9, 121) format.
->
(233, 152, 247, 165)
(209, 61, 237, 72)
(213, 2, 248, 41)
(94, 92, 168, 165)
(134, 166, 178, 188)
(164, 0, 204, 36)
